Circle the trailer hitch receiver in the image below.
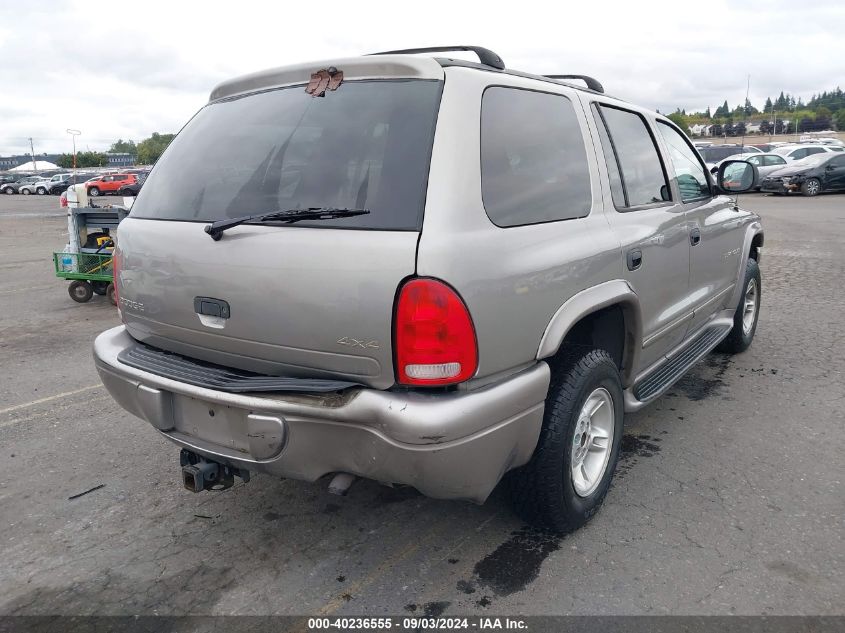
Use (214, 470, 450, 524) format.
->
(180, 449, 250, 493)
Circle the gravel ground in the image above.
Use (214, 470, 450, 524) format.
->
(0, 192, 842, 617)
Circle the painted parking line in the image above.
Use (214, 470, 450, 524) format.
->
(0, 384, 102, 416)
(0, 395, 111, 430)
(0, 284, 54, 295)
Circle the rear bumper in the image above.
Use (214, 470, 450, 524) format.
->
(94, 326, 549, 503)
(760, 180, 799, 194)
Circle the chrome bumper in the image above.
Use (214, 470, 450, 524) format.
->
(94, 326, 549, 502)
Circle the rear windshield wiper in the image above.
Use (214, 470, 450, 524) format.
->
(204, 207, 370, 241)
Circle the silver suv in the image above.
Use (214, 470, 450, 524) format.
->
(94, 47, 764, 533)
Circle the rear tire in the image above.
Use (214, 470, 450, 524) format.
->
(801, 178, 820, 196)
(36, 187, 46, 195)
(22, 188, 31, 196)
(106, 283, 117, 306)
(507, 346, 624, 534)
(68, 280, 94, 303)
(91, 280, 109, 295)
(717, 258, 761, 354)
(2, 187, 13, 195)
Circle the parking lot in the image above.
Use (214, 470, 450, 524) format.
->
(0, 193, 842, 617)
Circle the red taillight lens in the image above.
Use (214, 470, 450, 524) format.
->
(394, 278, 478, 386)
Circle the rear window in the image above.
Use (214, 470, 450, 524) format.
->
(132, 80, 442, 230)
(699, 146, 745, 163)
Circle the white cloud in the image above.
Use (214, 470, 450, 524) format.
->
(1, 0, 843, 155)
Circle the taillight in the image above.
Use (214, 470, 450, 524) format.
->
(394, 278, 478, 386)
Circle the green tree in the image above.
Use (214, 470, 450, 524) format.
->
(667, 111, 690, 136)
(109, 139, 138, 155)
(835, 109, 845, 131)
(714, 100, 730, 118)
(743, 98, 757, 116)
(56, 151, 109, 168)
(136, 132, 176, 165)
(815, 106, 832, 129)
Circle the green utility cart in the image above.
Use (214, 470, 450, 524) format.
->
(53, 205, 128, 304)
(54, 249, 116, 304)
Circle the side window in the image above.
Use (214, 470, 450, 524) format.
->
(656, 121, 710, 202)
(763, 155, 786, 166)
(594, 104, 670, 209)
(790, 149, 807, 159)
(805, 147, 825, 157)
(831, 156, 845, 168)
(481, 87, 591, 227)
(746, 156, 762, 166)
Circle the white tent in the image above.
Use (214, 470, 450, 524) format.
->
(9, 160, 59, 172)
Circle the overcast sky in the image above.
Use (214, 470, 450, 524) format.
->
(1, 0, 843, 156)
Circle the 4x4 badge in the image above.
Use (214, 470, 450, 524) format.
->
(336, 337, 379, 349)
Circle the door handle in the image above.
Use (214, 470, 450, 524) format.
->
(626, 249, 643, 271)
(690, 228, 701, 246)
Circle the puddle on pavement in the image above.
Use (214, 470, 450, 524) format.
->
(404, 601, 451, 616)
(670, 354, 732, 401)
(616, 433, 662, 480)
(472, 527, 562, 597)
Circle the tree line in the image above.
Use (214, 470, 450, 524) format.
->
(55, 132, 176, 168)
(666, 87, 845, 136)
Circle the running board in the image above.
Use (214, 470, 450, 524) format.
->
(632, 324, 732, 403)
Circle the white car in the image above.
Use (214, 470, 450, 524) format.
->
(772, 144, 845, 162)
(712, 153, 789, 189)
(22, 173, 73, 195)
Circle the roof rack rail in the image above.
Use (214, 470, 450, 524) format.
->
(545, 74, 604, 93)
(370, 46, 505, 71)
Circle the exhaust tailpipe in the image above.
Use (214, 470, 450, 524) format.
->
(328, 472, 358, 496)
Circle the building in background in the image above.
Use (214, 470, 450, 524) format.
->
(106, 152, 135, 167)
(0, 154, 61, 170)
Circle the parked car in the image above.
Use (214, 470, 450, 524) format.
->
(2, 175, 44, 195)
(27, 173, 74, 195)
(93, 47, 763, 534)
(86, 173, 137, 197)
(772, 144, 844, 162)
(711, 153, 788, 189)
(117, 173, 147, 196)
(750, 143, 775, 153)
(48, 172, 96, 195)
(0, 173, 24, 185)
(760, 152, 845, 196)
(698, 144, 762, 170)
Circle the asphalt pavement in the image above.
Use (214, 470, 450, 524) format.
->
(0, 192, 842, 617)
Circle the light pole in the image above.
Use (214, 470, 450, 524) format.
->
(66, 129, 81, 177)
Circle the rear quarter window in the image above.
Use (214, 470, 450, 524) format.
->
(480, 87, 591, 227)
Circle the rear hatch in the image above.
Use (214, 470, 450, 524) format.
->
(118, 66, 443, 390)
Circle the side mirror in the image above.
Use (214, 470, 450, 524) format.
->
(717, 160, 757, 193)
